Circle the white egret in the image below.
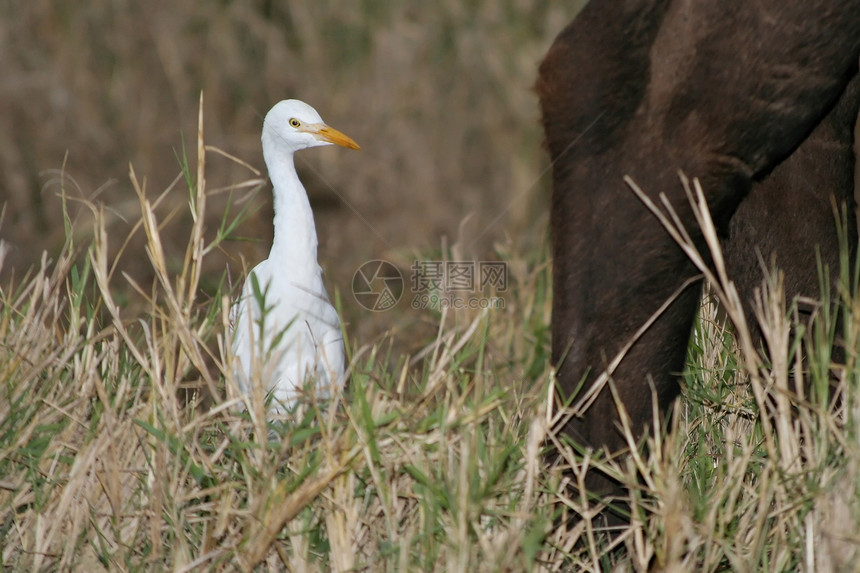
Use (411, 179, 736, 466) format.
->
(232, 99, 359, 414)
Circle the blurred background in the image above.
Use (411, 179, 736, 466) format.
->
(0, 0, 587, 351)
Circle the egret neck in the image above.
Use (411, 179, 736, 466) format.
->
(264, 149, 319, 281)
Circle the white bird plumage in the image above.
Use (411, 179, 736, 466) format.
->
(231, 99, 359, 413)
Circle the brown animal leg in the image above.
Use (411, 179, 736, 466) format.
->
(726, 75, 860, 345)
(538, 0, 860, 499)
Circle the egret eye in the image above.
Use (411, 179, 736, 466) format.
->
(289, 118, 301, 128)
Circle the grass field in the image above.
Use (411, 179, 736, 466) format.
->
(2, 104, 860, 571)
(3, 2, 860, 571)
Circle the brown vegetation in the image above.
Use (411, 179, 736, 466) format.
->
(0, 1, 576, 346)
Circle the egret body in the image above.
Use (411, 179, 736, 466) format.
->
(232, 99, 359, 413)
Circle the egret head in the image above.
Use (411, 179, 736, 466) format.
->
(262, 99, 360, 155)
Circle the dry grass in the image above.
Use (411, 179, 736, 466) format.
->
(2, 99, 860, 571)
(0, 98, 557, 571)
(3, 3, 860, 571)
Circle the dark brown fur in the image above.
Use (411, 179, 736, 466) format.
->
(537, 0, 860, 498)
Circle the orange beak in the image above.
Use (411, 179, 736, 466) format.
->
(310, 124, 361, 150)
